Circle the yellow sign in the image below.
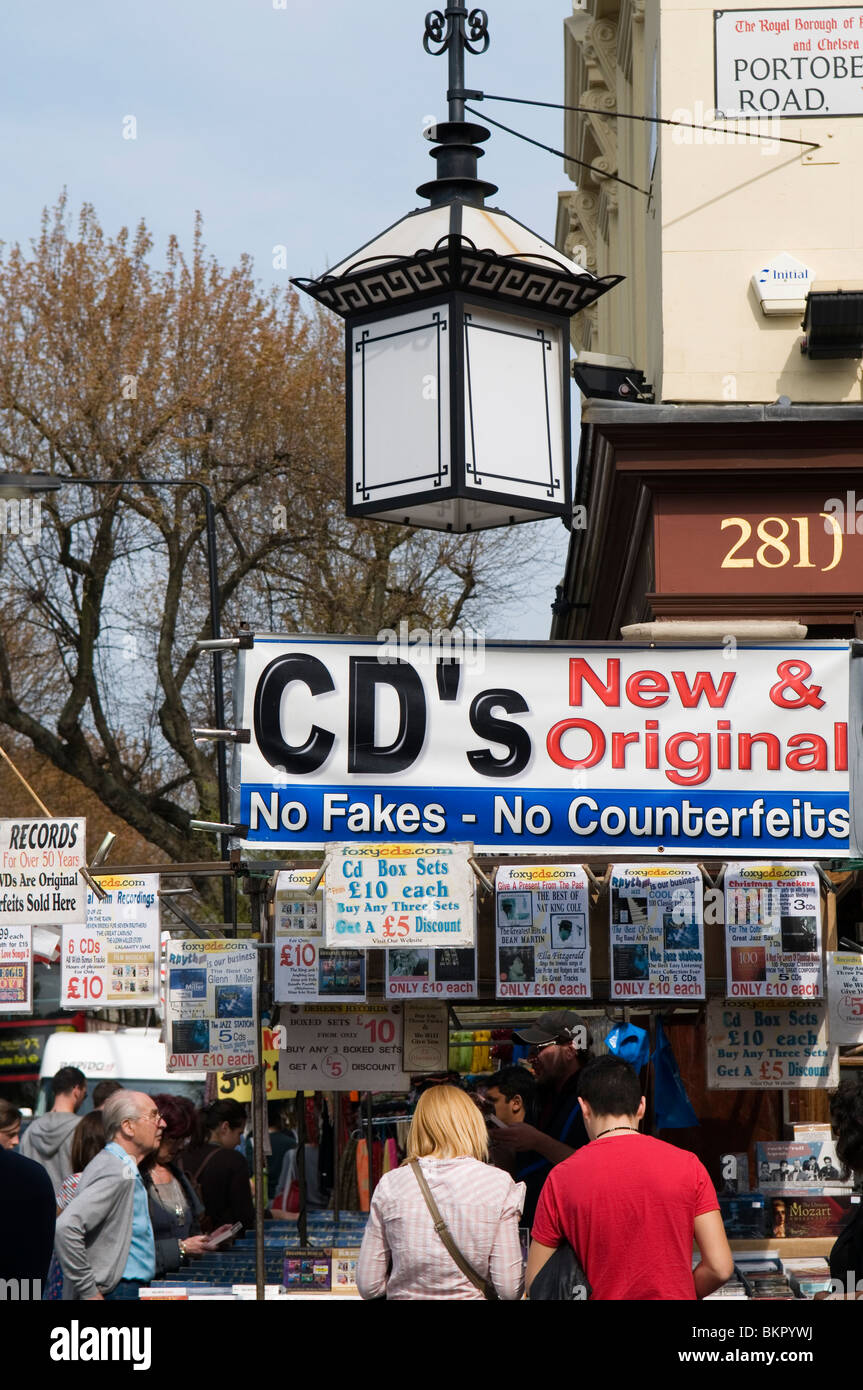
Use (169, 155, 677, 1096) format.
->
(216, 1027, 312, 1101)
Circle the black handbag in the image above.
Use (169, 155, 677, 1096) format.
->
(529, 1243, 591, 1301)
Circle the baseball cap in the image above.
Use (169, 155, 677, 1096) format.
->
(512, 1010, 590, 1047)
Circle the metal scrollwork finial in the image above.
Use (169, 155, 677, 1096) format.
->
(464, 8, 490, 54)
(423, 6, 490, 57)
(423, 10, 448, 54)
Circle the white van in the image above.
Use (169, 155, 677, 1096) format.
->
(35, 1028, 206, 1114)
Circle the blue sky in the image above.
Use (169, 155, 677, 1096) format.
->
(2, 0, 576, 637)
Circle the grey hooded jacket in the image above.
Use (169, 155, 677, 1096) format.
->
(54, 1148, 137, 1299)
(19, 1112, 81, 1193)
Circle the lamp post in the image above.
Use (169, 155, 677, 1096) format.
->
(293, 5, 622, 533)
(0, 470, 232, 921)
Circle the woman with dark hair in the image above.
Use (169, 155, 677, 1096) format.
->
(181, 1099, 255, 1237)
(828, 1075, 863, 1296)
(141, 1094, 211, 1275)
(0, 1099, 22, 1149)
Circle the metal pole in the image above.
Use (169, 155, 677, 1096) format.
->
(201, 486, 233, 926)
(365, 1091, 375, 1201)
(447, 5, 467, 121)
(249, 878, 267, 1300)
(296, 1096, 308, 1247)
(332, 1093, 340, 1228)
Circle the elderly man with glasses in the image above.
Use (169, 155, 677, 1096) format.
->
(55, 1091, 165, 1300)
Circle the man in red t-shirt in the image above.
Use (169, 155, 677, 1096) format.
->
(527, 1056, 734, 1300)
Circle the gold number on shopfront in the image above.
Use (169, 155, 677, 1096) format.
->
(720, 514, 842, 572)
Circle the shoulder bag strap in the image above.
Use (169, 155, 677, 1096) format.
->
(409, 1159, 499, 1300)
(191, 1146, 221, 1186)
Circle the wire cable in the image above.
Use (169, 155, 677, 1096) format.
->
(473, 90, 821, 151)
(464, 105, 651, 195)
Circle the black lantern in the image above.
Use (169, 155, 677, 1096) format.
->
(293, 5, 621, 532)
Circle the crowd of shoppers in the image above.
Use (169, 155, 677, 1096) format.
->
(5, 1030, 862, 1301)
(2, 1072, 254, 1299)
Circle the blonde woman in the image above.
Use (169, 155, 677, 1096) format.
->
(356, 1085, 525, 1301)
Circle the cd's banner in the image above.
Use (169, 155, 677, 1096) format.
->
(231, 636, 853, 855)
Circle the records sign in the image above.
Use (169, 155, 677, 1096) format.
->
(0, 817, 86, 926)
(609, 864, 705, 1001)
(724, 863, 822, 1000)
(494, 865, 591, 1000)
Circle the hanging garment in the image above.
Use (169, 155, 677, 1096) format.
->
(339, 1137, 360, 1212)
(357, 1138, 370, 1212)
(652, 1018, 699, 1129)
(383, 1137, 399, 1174)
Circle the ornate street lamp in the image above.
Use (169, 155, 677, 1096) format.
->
(294, 5, 621, 533)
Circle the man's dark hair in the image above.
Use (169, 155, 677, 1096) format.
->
(578, 1056, 642, 1117)
(486, 1066, 537, 1120)
(52, 1066, 86, 1098)
(92, 1079, 124, 1109)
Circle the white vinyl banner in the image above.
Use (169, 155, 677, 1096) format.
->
(0, 817, 86, 926)
(274, 868, 366, 1004)
(276, 1004, 409, 1090)
(323, 842, 474, 948)
(724, 863, 822, 1000)
(386, 946, 477, 999)
(707, 999, 838, 1088)
(165, 939, 258, 1072)
(609, 864, 706, 1001)
(715, 8, 863, 118)
(232, 636, 851, 856)
(494, 864, 591, 1000)
(827, 950, 863, 1044)
(61, 873, 160, 1010)
(0, 923, 32, 1013)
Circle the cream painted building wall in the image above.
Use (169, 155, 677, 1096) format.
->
(557, 0, 863, 402)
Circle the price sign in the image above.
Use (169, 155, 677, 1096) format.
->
(707, 999, 837, 1089)
(165, 939, 258, 1072)
(0, 923, 31, 1013)
(386, 945, 477, 999)
(827, 951, 863, 1044)
(323, 843, 474, 949)
(495, 864, 592, 1000)
(273, 866, 366, 1003)
(724, 863, 822, 1000)
(275, 1004, 410, 1091)
(609, 864, 705, 1001)
(61, 873, 160, 1010)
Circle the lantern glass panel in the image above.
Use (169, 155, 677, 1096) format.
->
(462, 304, 565, 507)
(350, 303, 451, 510)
